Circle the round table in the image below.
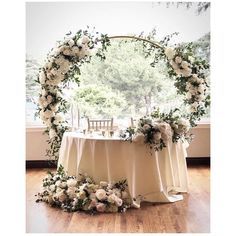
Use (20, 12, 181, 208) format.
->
(58, 132, 189, 207)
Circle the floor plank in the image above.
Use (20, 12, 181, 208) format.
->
(26, 166, 210, 233)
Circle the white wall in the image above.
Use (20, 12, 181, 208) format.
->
(26, 124, 210, 160)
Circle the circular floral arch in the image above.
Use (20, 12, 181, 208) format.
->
(37, 29, 210, 162)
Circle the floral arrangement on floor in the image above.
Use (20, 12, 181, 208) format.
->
(36, 27, 210, 162)
(36, 165, 132, 213)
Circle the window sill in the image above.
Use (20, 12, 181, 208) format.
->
(26, 121, 210, 132)
(26, 125, 46, 132)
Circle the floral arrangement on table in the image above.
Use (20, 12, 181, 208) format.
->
(36, 165, 132, 213)
(36, 27, 210, 162)
(121, 108, 192, 151)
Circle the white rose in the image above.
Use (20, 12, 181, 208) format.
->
(181, 60, 189, 69)
(44, 109, 55, 119)
(64, 37, 71, 44)
(56, 190, 66, 202)
(38, 97, 45, 107)
(77, 46, 87, 58)
(186, 82, 194, 91)
(82, 35, 90, 44)
(77, 190, 86, 200)
(172, 124, 178, 130)
(39, 110, 46, 120)
(49, 128, 57, 139)
(49, 184, 56, 192)
(178, 118, 190, 132)
(47, 95, 53, 104)
(44, 119, 52, 127)
(44, 195, 54, 204)
(115, 197, 123, 207)
(107, 194, 116, 204)
(67, 187, 77, 199)
(153, 132, 161, 141)
(60, 182, 67, 189)
(67, 178, 77, 188)
(96, 203, 106, 212)
(63, 47, 71, 56)
(190, 74, 198, 83)
(198, 78, 204, 84)
(55, 180, 61, 187)
(196, 93, 205, 101)
(83, 46, 90, 56)
(95, 189, 107, 201)
(50, 68, 58, 76)
(164, 47, 175, 60)
(56, 187, 62, 193)
(59, 59, 70, 71)
(52, 47, 61, 57)
(198, 84, 205, 93)
(170, 60, 179, 70)
(76, 39, 83, 47)
(132, 133, 145, 144)
(41, 88, 47, 96)
(88, 199, 98, 210)
(45, 61, 53, 70)
(72, 198, 78, 206)
(54, 113, 64, 125)
(39, 71, 46, 84)
(113, 188, 121, 198)
(143, 124, 151, 131)
(100, 181, 108, 187)
(49, 77, 62, 86)
(54, 55, 64, 65)
(53, 174, 60, 181)
(181, 68, 192, 77)
(175, 68, 182, 75)
(189, 102, 198, 112)
(186, 91, 192, 100)
(71, 46, 80, 55)
(188, 56, 195, 63)
(50, 104, 59, 113)
(68, 39, 75, 47)
(175, 56, 182, 64)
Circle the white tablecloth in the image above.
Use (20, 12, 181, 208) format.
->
(58, 132, 189, 207)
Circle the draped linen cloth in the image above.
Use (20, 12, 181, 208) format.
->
(58, 132, 189, 207)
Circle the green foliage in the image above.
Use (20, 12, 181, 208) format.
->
(77, 39, 183, 117)
(73, 84, 126, 118)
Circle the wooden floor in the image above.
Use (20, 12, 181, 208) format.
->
(26, 166, 210, 233)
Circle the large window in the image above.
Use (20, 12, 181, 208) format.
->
(26, 2, 210, 126)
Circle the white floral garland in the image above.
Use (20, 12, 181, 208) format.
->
(38, 35, 90, 133)
(37, 33, 92, 160)
(164, 47, 209, 115)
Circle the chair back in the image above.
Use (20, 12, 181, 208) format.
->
(87, 118, 114, 131)
(131, 117, 137, 128)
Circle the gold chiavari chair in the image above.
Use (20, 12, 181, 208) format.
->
(87, 118, 114, 131)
